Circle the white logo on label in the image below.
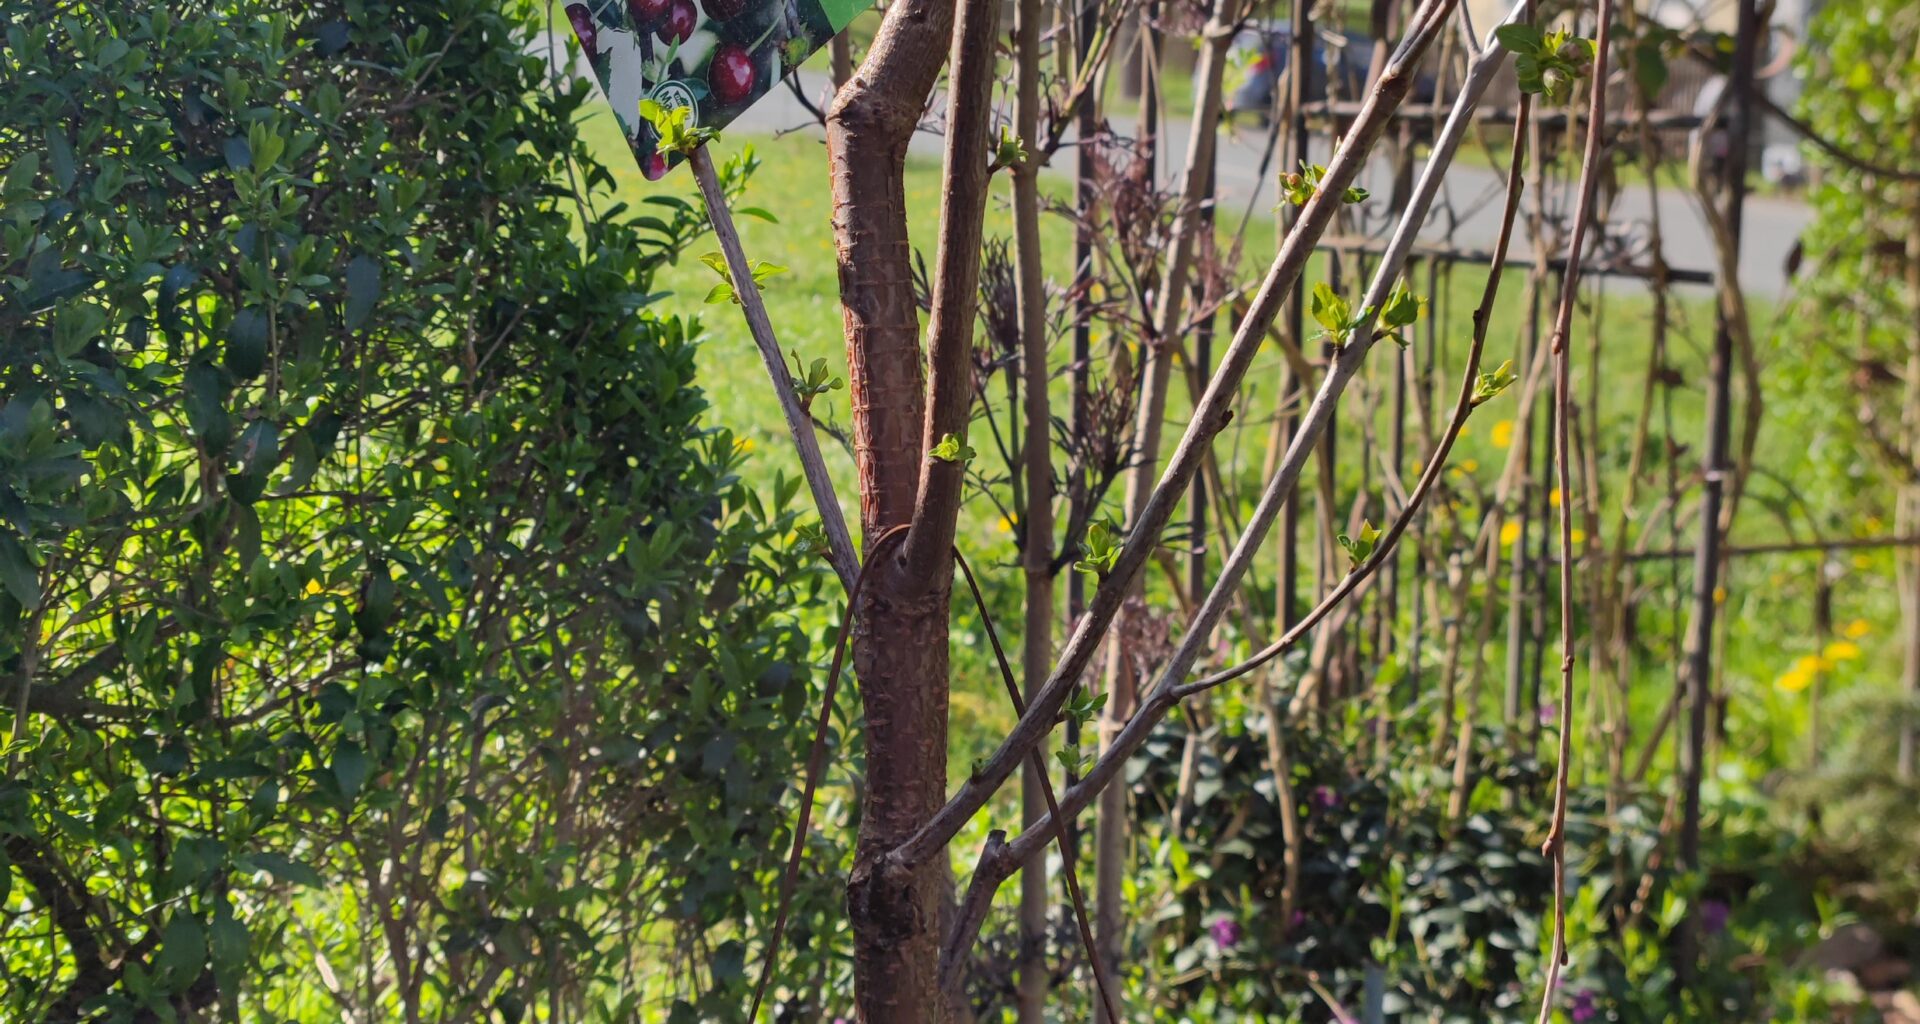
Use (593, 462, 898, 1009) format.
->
(650, 81, 699, 123)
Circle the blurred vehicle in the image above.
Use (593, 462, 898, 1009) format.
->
(1227, 23, 1438, 121)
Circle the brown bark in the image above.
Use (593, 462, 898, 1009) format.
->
(1901, 193, 1920, 780)
(827, 0, 997, 1014)
(1012, 0, 1054, 1014)
(900, 0, 1000, 582)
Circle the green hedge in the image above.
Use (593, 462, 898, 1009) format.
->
(1, 3, 836, 1020)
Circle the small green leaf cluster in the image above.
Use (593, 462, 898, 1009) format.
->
(989, 125, 1030, 173)
(1053, 688, 1110, 776)
(1311, 280, 1426, 352)
(1310, 283, 1373, 348)
(1471, 359, 1520, 406)
(1377, 281, 1424, 348)
(792, 520, 832, 558)
(1497, 23, 1597, 104)
(788, 350, 844, 408)
(699, 251, 787, 305)
(1281, 162, 1369, 207)
(641, 97, 716, 155)
(1074, 517, 1123, 576)
(1337, 519, 1381, 571)
(930, 431, 977, 464)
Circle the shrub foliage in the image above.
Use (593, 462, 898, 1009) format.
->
(1, 2, 832, 1020)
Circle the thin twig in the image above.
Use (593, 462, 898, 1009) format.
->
(688, 146, 859, 590)
(1535, 0, 1614, 1017)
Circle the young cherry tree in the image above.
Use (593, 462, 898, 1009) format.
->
(695, 0, 1602, 1015)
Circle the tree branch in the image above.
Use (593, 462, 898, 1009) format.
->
(689, 146, 860, 590)
(1535, 0, 1614, 1015)
(900, 0, 1004, 583)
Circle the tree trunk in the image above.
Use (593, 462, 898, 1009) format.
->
(826, 0, 993, 1014)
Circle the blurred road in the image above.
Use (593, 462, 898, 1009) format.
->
(535, 30, 1811, 296)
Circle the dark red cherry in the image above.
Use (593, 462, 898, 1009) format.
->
(565, 4, 597, 55)
(709, 44, 756, 105)
(704, 0, 748, 20)
(664, 0, 697, 43)
(627, 0, 670, 25)
(626, 0, 670, 26)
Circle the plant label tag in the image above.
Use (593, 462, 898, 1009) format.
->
(563, 0, 871, 178)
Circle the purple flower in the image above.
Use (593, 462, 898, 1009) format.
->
(1539, 701, 1560, 725)
(1287, 909, 1308, 935)
(1699, 898, 1730, 936)
(1570, 988, 1598, 1023)
(1311, 785, 1341, 810)
(1209, 917, 1243, 949)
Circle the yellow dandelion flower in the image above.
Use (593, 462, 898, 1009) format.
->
(1853, 554, 1873, 570)
(344, 452, 360, 468)
(1823, 640, 1860, 662)
(1458, 423, 1472, 438)
(1490, 419, 1514, 449)
(305, 579, 324, 596)
(1500, 521, 1522, 547)
(1549, 488, 1562, 509)
(1865, 515, 1885, 533)
(733, 436, 756, 454)
(1794, 654, 1832, 675)
(995, 515, 1014, 534)
(1842, 619, 1871, 639)
(1775, 668, 1812, 693)
(1712, 585, 1726, 604)
(1460, 459, 1480, 473)
(1570, 528, 1587, 545)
